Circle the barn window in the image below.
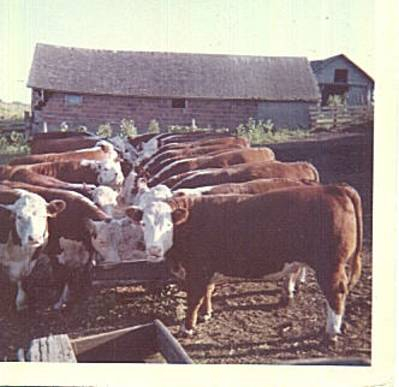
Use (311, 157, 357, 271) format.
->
(172, 99, 187, 108)
(334, 69, 348, 83)
(65, 94, 83, 106)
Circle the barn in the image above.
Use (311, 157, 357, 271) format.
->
(27, 43, 321, 133)
(310, 54, 374, 106)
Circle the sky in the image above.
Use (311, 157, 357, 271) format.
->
(0, 0, 377, 103)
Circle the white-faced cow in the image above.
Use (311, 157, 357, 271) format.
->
(126, 184, 362, 341)
(0, 187, 65, 311)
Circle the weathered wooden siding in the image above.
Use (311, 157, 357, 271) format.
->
(309, 105, 373, 131)
(314, 57, 373, 105)
(256, 101, 316, 129)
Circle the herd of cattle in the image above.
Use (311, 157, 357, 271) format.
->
(0, 130, 363, 341)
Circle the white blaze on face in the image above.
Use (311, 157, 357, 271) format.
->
(82, 159, 124, 187)
(140, 201, 174, 258)
(10, 190, 52, 246)
(107, 137, 138, 163)
(139, 137, 158, 161)
(90, 186, 119, 215)
(89, 218, 145, 265)
(134, 184, 173, 208)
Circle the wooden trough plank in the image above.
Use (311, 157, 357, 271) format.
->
(71, 323, 158, 363)
(93, 260, 172, 286)
(154, 319, 193, 364)
(28, 334, 77, 362)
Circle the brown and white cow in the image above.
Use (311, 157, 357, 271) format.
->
(166, 160, 320, 189)
(0, 186, 65, 311)
(9, 141, 118, 166)
(5, 159, 124, 188)
(142, 143, 247, 176)
(148, 148, 276, 187)
(126, 184, 362, 340)
(138, 134, 248, 165)
(30, 136, 102, 154)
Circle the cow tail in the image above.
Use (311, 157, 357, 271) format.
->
(344, 185, 363, 290)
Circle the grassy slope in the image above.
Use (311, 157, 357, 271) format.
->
(0, 100, 30, 120)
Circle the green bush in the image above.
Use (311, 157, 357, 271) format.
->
(236, 117, 311, 145)
(148, 119, 160, 134)
(120, 119, 137, 138)
(0, 132, 30, 155)
(97, 123, 113, 138)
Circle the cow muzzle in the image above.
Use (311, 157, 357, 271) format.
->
(146, 246, 164, 262)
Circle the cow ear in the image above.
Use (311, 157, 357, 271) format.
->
(47, 200, 66, 218)
(125, 206, 144, 223)
(172, 208, 188, 226)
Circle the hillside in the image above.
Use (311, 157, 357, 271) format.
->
(0, 99, 30, 120)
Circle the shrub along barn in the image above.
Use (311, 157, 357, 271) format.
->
(27, 43, 321, 133)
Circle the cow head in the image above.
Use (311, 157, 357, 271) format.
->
(0, 190, 66, 247)
(108, 136, 138, 164)
(89, 185, 119, 215)
(137, 137, 158, 164)
(81, 159, 124, 188)
(125, 201, 188, 259)
(86, 217, 145, 265)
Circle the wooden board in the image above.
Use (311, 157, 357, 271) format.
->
(27, 334, 77, 362)
(92, 260, 172, 287)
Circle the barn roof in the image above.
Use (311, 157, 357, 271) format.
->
(28, 44, 320, 102)
(310, 54, 374, 83)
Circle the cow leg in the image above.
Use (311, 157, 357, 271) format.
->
(53, 283, 70, 310)
(15, 281, 28, 312)
(181, 281, 210, 336)
(318, 264, 349, 340)
(199, 283, 215, 322)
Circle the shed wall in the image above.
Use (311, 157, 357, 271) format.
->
(313, 57, 373, 105)
(32, 92, 259, 133)
(256, 101, 315, 129)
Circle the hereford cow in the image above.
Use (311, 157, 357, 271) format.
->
(166, 160, 320, 189)
(30, 136, 102, 154)
(1, 169, 96, 198)
(142, 143, 246, 176)
(126, 184, 362, 341)
(9, 141, 118, 166)
(0, 182, 114, 309)
(148, 148, 276, 187)
(138, 134, 247, 165)
(0, 186, 65, 311)
(6, 159, 124, 188)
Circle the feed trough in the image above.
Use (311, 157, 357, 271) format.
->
(18, 319, 192, 364)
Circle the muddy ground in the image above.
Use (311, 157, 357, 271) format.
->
(0, 129, 372, 364)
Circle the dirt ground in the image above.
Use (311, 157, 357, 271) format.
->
(0, 128, 372, 364)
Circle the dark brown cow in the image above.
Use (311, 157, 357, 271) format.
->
(166, 160, 320, 189)
(1, 170, 95, 198)
(31, 136, 102, 154)
(142, 143, 246, 175)
(127, 184, 362, 340)
(174, 177, 316, 196)
(9, 142, 117, 166)
(149, 148, 276, 187)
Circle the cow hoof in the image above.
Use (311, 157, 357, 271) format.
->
(279, 295, 293, 307)
(322, 334, 339, 347)
(199, 313, 212, 323)
(179, 323, 195, 337)
(53, 302, 67, 311)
